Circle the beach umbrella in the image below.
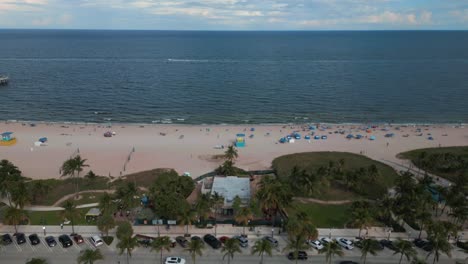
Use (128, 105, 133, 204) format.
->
(39, 137, 48, 143)
(279, 137, 287, 143)
(428, 137, 434, 140)
(305, 135, 311, 140)
(346, 134, 353, 139)
(369, 135, 376, 140)
(321, 135, 328, 140)
(314, 135, 320, 140)
(356, 134, 363, 139)
(250, 128, 255, 132)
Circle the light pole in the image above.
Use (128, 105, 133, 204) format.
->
(329, 228, 332, 239)
(408, 231, 411, 240)
(271, 228, 274, 238)
(387, 229, 392, 240)
(43, 226, 46, 236)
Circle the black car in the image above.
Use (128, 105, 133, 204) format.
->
(58, 234, 73, 248)
(339, 261, 359, 264)
(355, 239, 384, 250)
(45, 236, 57, 247)
(413, 239, 433, 252)
(287, 251, 308, 260)
(2, 234, 13, 245)
(28, 234, 40, 245)
(203, 234, 221, 249)
(14, 233, 26, 244)
(379, 239, 397, 250)
(175, 236, 188, 248)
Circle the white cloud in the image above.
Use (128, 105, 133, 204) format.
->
(450, 9, 468, 22)
(359, 11, 432, 25)
(0, 0, 48, 12)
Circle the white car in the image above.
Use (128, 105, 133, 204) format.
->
(90, 235, 104, 247)
(308, 240, 324, 250)
(320, 237, 333, 245)
(337, 237, 354, 250)
(165, 257, 186, 264)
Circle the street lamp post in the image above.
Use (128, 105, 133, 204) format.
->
(387, 229, 392, 240)
(43, 226, 46, 236)
(271, 228, 274, 238)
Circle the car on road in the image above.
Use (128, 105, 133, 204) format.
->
(90, 235, 104, 247)
(72, 234, 84, 244)
(413, 239, 433, 252)
(320, 237, 333, 245)
(233, 235, 248, 248)
(339, 261, 359, 264)
(287, 251, 308, 260)
(14, 233, 26, 244)
(203, 234, 221, 249)
(354, 239, 384, 250)
(2, 234, 13, 245)
(165, 257, 186, 264)
(28, 234, 40, 245)
(59, 235, 73, 248)
(380, 239, 397, 251)
(308, 240, 324, 250)
(176, 236, 189, 248)
(45, 236, 57, 247)
(337, 237, 354, 250)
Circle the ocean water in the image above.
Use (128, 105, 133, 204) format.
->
(0, 30, 467, 124)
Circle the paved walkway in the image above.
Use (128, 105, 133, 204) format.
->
(52, 190, 114, 207)
(294, 197, 353, 205)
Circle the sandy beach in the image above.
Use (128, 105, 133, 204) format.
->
(0, 122, 467, 180)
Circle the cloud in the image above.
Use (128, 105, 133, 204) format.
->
(0, 0, 48, 12)
(451, 9, 468, 22)
(359, 11, 432, 25)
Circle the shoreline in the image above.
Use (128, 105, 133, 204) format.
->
(1, 121, 467, 180)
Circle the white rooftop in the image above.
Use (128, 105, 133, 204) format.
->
(211, 176, 250, 205)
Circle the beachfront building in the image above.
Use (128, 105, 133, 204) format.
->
(202, 176, 251, 211)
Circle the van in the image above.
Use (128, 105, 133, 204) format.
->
(90, 235, 104, 247)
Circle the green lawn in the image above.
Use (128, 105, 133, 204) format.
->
(60, 192, 106, 207)
(272, 152, 399, 200)
(288, 201, 350, 228)
(27, 208, 93, 225)
(398, 146, 468, 181)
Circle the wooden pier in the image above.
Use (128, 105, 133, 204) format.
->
(0, 76, 9, 85)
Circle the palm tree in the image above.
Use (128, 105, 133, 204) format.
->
(283, 234, 309, 264)
(77, 249, 104, 264)
(4, 206, 26, 233)
(98, 192, 115, 216)
(97, 212, 115, 237)
(251, 239, 273, 264)
(150, 236, 172, 264)
(392, 239, 417, 264)
(115, 182, 139, 211)
(61, 155, 89, 195)
(178, 210, 195, 235)
(426, 222, 452, 264)
(60, 200, 81, 234)
(194, 193, 212, 224)
(349, 201, 373, 237)
(116, 235, 139, 264)
(224, 144, 238, 162)
(318, 241, 344, 264)
(360, 239, 381, 264)
(10, 181, 30, 209)
(235, 206, 253, 235)
(25, 258, 48, 264)
(185, 239, 205, 264)
(211, 192, 224, 235)
(222, 238, 242, 264)
(256, 176, 292, 227)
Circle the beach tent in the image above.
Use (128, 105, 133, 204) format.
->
(39, 137, 48, 143)
(346, 134, 353, 139)
(356, 134, 363, 139)
(250, 128, 255, 132)
(428, 137, 434, 140)
(294, 133, 301, 140)
(104, 131, 112, 137)
(321, 135, 328, 140)
(314, 135, 320, 140)
(1, 132, 14, 141)
(304, 135, 311, 140)
(369, 135, 376, 140)
(309, 126, 316, 130)
(384, 133, 394, 138)
(279, 137, 287, 143)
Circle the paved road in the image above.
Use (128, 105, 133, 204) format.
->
(1, 233, 465, 264)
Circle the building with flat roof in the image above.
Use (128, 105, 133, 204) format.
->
(202, 176, 250, 208)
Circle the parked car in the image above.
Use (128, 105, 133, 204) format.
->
(58, 235, 73, 248)
(233, 235, 248, 248)
(380, 239, 397, 250)
(219, 236, 229, 244)
(191, 236, 203, 243)
(308, 240, 324, 250)
(28, 234, 40, 245)
(320, 237, 333, 245)
(90, 235, 104, 247)
(165, 257, 186, 264)
(339, 261, 359, 264)
(456, 241, 468, 250)
(263, 236, 279, 248)
(45, 236, 57, 247)
(337, 237, 354, 250)
(72, 234, 84, 244)
(2, 234, 13, 245)
(14, 233, 26, 244)
(176, 236, 188, 248)
(413, 239, 433, 252)
(287, 251, 308, 260)
(203, 234, 221, 249)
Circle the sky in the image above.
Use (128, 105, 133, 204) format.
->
(0, 0, 467, 30)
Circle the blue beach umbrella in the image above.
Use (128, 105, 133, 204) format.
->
(369, 135, 376, 140)
(346, 134, 353, 139)
(305, 135, 311, 140)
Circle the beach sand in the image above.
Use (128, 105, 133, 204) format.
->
(0, 122, 467, 180)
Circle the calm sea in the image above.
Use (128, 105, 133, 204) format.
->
(0, 30, 467, 124)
